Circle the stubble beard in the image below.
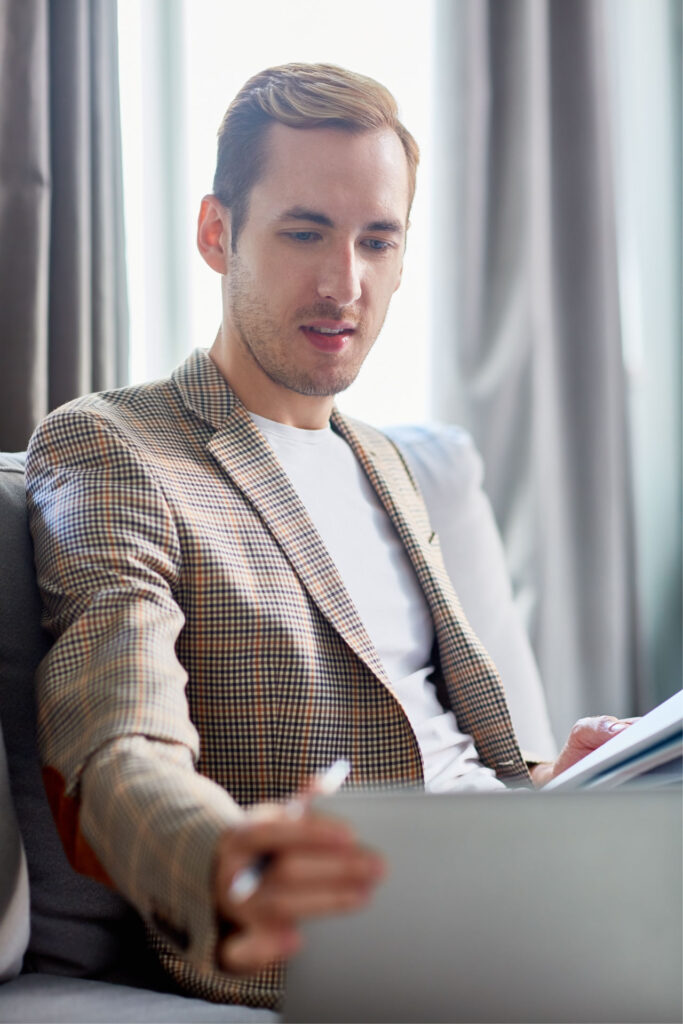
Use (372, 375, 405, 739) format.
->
(227, 257, 376, 399)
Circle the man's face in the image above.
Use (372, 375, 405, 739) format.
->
(219, 123, 410, 418)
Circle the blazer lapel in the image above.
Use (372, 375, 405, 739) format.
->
(171, 353, 389, 687)
(334, 410, 529, 782)
(206, 413, 391, 687)
(332, 409, 447, 603)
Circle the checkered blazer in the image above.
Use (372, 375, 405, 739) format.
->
(26, 349, 529, 1008)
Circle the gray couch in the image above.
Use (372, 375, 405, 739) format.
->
(0, 431, 556, 1022)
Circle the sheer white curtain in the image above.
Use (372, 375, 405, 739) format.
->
(608, 0, 682, 711)
(432, 0, 633, 739)
(431, 0, 680, 738)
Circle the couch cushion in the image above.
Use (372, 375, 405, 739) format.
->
(0, 974, 279, 1023)
(0, 453, 163, 984)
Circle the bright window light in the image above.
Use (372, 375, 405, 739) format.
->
(118, 0, 435, 427)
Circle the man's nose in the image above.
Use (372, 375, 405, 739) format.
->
(316, 244, 362, 306)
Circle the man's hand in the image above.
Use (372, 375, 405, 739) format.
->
(530, 715, 639, 787)
(213, 804, 385, 974)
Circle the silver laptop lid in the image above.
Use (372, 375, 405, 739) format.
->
(284, 789, 682, 1024)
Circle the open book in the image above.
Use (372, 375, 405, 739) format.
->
(545, 689, 682, 791)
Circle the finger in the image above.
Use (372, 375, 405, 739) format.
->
(591, 716, 624, 740)
(242, 848, 384, 919)
(269, 847, 385, 888)
(231, 814, 356, 857)
(553, 714, 641, 778)
(226, 847, 384, 927)
(593, 715, 638, 739)
(216, 813, 355, 887)
(246, 877, 376, 923)
(568, 716, 625, 749)
(218, 921, 301, 975)
(214, 816, 359, 917)
(608, 716, 640, 730)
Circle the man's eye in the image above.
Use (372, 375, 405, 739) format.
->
(288, 231, 319, 242)
(363, 238, 391, 251)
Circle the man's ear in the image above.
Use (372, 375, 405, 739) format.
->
(197, 195, 231, 274)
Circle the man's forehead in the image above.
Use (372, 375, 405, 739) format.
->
(252, 123, 411, 224)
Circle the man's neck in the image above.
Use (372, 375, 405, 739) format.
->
(208, 335, 334, 430)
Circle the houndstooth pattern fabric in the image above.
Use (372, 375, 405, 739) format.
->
(26, 349, 529, 1008)
(337, 416, 530, 781)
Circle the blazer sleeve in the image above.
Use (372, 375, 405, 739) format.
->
(26, 403, 243, 971)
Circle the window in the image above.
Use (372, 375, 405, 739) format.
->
(118, 0, 436, 426)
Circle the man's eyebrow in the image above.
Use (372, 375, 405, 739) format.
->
(277, 207, 334, 227)
(365, 219, 404, 234)
(277, 208, 404, 234)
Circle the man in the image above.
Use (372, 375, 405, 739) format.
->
(26, 64, 632, 1009)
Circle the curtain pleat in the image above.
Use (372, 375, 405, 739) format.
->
(0, 0, 127, 452)
(432, 0, 642, 737)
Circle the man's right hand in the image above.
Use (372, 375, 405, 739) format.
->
(213, 804, 385, 974)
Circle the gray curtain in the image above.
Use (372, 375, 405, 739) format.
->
(432, 0, 642, 739)
(0, 0, 128, 452)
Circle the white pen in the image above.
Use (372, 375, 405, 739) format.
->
(228, 758, 352, 904)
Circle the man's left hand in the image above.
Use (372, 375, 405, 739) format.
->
(530, 716, 639, 787)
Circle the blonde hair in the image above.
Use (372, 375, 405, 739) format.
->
(213, 63, 420, 248)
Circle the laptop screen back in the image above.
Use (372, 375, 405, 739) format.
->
(284, 789, 682, 1023)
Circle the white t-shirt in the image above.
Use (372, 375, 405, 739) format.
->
(250, 413, 504, 792)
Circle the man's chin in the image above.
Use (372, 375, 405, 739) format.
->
(266, 369, 360, 399)
(296, 380, 356, 398)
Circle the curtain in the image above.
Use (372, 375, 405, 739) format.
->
(431, 0, 642, 739)
(0, 0, 128, 452)
(608, 0, 682, 713)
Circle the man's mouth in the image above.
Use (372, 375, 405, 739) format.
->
(300, 322, 356, 352)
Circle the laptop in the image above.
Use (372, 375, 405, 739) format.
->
(284, 789, 682, 1023)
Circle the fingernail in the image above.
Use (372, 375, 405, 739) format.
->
(609, 721, 629, 732)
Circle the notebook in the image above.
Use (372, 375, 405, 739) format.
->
(284, 789, 682, 1023)
(545, 690, 682, 791)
